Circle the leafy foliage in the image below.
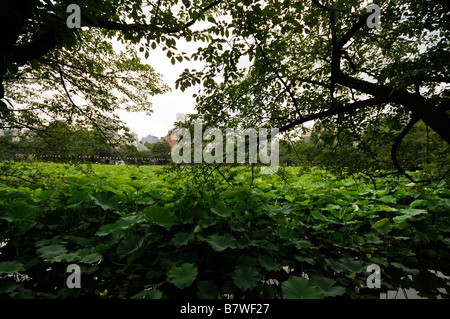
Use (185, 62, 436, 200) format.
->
(282, 276, 324, 299)
(0, 162, 449, 299)
(2, 27, 168, 152)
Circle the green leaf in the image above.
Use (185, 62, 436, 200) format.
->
(410, 199, 427, 208)
(131, 289, 163, 299)
(310, 275, 346, 297)
(129, 181, 146, 191)
(36, 244, 67, 260)
(376, 205, 398, 212)
(197, 280, 219, 299)
(210, 205, 232, 218)
(231, 265, 260, 291)
(390, 262, 420, 275)
(363, 232, 383, 244)
(34, 189, 57, 202)
(393, 209, 427, 224)
(282, 276, 324, 299)
(95, 223, 118, 237)
(67, 190, 89, 208)
(379, 195, 397, 204)
(115, 215, 141, 230)
(170, 231, 195, 247)
(294, 255, 316, 265)
(0, 261, 25, 275)
(258, 255, 281, 271)
(325, 204, 340, 211)
(292, 239, 313, 250)
(219, 189, 240, 199)
(167, 263, 198, 289)
(374, 219, 393, 236)
(64, 176, 93, 186)
(143, 206, 175, 230)
(198, 216, 218, 228)
(338, 257, 365, 274)
(117, 234, 145, 258)
(174, 209, 195, 224)
(90, 191, 118, 211)
(1, 201, 37, 222)
(371, 257, 389, 267)
(324, 258, 343, 272)
(0, 280, 21, 294)
(263, 204, 295, 220)
(372, 218, 390, 229)
(285, 195, 294, 202)
(205, 233, 237, 252)
(95, 215, 140, 236)
(272, 227, 297, 240)
(79, 252, 103, 264)
(53, 251, 80, 263)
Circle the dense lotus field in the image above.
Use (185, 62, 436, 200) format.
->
(0, 162, 449, 299)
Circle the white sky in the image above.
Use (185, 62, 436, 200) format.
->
(115, 40, 204, 140)
(115, 9, 216, 142)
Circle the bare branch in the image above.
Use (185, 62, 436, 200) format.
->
(255, 43, 303, 120)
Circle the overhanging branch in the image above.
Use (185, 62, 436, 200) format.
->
(85, 0, 223, 34)
(390, 116, 423, 183)
(278, 97, 389, 134)
(335, 74, 450, 144)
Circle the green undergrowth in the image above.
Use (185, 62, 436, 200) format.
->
(0, 162, 449, 299)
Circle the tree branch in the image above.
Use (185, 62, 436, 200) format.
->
(311, 0, 331, 12)
(335, 74, 450, 144)
(390, 116, 421, 183)
(278, 97, 389, 134)
(86, 0, 223, 34)
(256, 43, 303, 120)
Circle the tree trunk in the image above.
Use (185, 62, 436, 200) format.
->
(0, 0, 37, 99)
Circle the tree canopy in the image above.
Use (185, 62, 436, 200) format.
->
(1, 0, 449, 179)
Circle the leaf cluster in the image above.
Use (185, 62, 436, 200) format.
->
(0, 163, 449, 299)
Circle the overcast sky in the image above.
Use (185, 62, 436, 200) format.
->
(115, 39, 203, 141)
(114, 12, 249, 142)
(113, 15, 310, 142)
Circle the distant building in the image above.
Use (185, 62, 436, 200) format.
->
(141, 134, 160, 145)
(162, 114, 188, 149)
